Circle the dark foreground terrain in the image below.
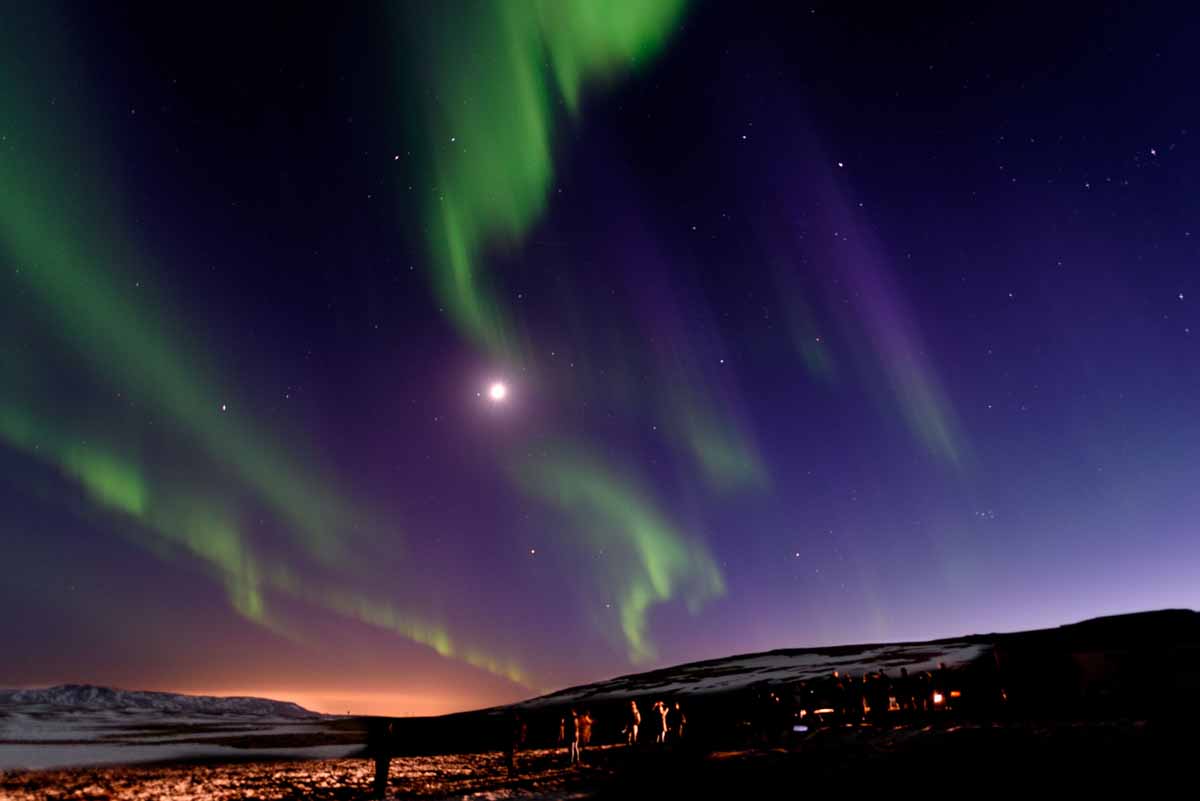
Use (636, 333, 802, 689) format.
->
(0, 718, 1190, 799)
(4, 610, 1196, 798)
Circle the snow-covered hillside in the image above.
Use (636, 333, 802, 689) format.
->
(0, 685, 356, 771)
(519, 640, 991, 708)
(0, 684, 321, 719)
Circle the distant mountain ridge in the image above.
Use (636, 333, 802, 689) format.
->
(0, 684, 322, 718)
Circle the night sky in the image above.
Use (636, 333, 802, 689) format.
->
(2, 1, 1198, 716)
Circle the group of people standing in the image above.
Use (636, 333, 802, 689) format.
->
(624, 699, 686, 746)
(499, 662, 965, 780)
(799, 662, 957, 723)
(528, 698, 689, 770)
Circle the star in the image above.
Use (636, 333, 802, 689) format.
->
(488, 381, 508, 402)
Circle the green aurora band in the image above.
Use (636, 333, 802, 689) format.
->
(397, 0, 769, 493)
(0, 57, 355, 569)
(401, 0, 689, 357)
(395, 0, 753, 658)
(0, 7, 528, 688)
(513, 447, 725, 663)
(1, 0, 739, 686)
(0, 400, 530, 688)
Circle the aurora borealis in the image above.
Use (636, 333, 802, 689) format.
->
(3, 2, 1199, 715)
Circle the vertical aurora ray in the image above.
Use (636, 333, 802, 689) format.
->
(623, 222, 770, 492)
(399, 0, 689, 358)
(675, 399, 768, 490)
(757, 124, 966, 465)
(658, 354, 768, 492)
(772, 260, 838, 384)
(831, 222, 965, 466)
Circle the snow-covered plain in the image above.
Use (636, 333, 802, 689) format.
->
(0, 685, 356, 771)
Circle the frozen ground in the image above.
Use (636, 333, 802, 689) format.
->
(0, 708, 335, 743)
(0, 721, 1181, 799)
(0, 701, 362, 771)
(0, 747, 603, 800)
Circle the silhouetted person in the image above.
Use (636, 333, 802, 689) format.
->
(558, 715, 566, 745)
(857, 674, 870, 720)
(580, 711, 594, 750)
(371, 719, 394, 799)
(670, 702, 686, 740)
(898, 667, 915, 716)
(831, 670, 847, 719)
(872, 671, 891, 724)
(506, 712, 524, 775)
(567, 708, 581, 765)
(844, 673, 863, 722)
(768, 690, 789, 744)
(625, 700, 641, 745)
(652, 700, 669, 743)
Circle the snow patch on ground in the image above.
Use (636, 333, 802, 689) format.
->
(0, 693, 356, 771)
(523, 641, 990, 706)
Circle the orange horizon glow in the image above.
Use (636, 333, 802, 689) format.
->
(165, 686, 515, 718)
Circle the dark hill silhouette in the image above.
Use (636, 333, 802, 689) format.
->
(366, 608, 1200, 759)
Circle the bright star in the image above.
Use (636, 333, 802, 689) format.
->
(488, 381, 508, 402)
